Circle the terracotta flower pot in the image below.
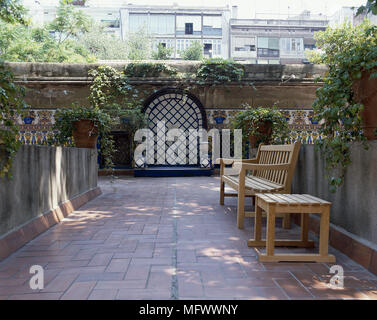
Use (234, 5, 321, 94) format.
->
(353, 71, 377, 140)
(248, 120, 273, 148)
(72, 119, 99, 148)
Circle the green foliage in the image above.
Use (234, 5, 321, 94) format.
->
(357, 0, 377, 15)
(0, 61, 27, 177)
(88, 65, 147, 128)
(152, 43, 173, 60)
(124, 62, 177, 78)
(0, 0, 28, 25)
(0, 0, 96, 63)
(0, 1, 27, 178)
(180, 40, 203, 61)
(231, 105, 290, 155)
(48, 0, 91, 44)
(87, 65, 148, 168)
(309, 21, 377, 192)
(0, 21, 95, 62)
(52, 104, 114, 168)
(77, 23, 128, 60)
(196, 58, 245, 85)
(127, 27, 151, 60)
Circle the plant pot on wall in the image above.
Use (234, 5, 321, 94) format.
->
(72, 119, 98, 148)
(353, 71, 377, 140)
(248, 120, 273, 148)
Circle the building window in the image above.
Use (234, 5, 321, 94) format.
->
(185, 23, 193, 35)
(280, 38, 304, 53)
(257, 37, 280, 58)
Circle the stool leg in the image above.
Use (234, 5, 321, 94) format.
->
(266, 206, 276, 257)
(282, 213, 291, 229)
(319, 206, 330, 256)
(254, 203, 262, 242)
(301, 213, 309, 242)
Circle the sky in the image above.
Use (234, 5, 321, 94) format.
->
(24, 0, 367, 18)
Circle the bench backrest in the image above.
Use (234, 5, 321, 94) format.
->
(252, 141, 301, 192)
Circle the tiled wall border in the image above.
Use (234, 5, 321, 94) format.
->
(0, 187, 102, 261)
(292, 214, 377, 276)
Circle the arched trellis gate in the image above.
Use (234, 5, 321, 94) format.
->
(139, 88, 210, 169)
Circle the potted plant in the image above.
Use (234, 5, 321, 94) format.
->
(53, 104, 110, 149)
(52, 104, 115, 168)
(231, 105, 290, 157)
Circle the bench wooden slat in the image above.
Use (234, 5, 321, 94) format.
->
(302, 194, 331, 205)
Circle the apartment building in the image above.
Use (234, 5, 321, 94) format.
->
(230, 9, 328, 64)
(22, 1, 230, 59)
(22, 1, 333, 64)
(119, 4, 230, 59)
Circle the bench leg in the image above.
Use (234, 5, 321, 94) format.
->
(282, 213, 291, 229)
(237, 185, 245, 229)
(220, 180, 225, 205)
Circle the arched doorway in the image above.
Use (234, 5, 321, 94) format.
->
(142, 88, 208, 169)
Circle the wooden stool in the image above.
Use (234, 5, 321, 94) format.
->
(248, 193, 336, 263)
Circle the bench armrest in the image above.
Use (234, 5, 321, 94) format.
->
(217, 158, 258, 175)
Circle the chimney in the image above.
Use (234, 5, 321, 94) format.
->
(232, 5, 238, 19)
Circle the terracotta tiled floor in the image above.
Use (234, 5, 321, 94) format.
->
(0, 176, 377, 300)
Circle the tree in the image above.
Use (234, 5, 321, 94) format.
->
(127, 26, 151, 60)
(0, 0, 27, 25)
(152, 43, 173, 60)
(0, 21, 95, 62)
(0, 0, 96, 63)
(48, 0, 91, 44)
(180, 41, 203, 61)
(78, 23, 128, 60)
(357, 0, 377, 15)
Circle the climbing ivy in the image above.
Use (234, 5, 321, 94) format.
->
(0, 61, 27, 178)
(196, 58, 245, 85)
(124, 62, 177, 78)
(309, 21, 377, 192)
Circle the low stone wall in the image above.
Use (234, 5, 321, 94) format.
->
(292, 142, 377, 245)
(292, 142, 377, 273)
(0, 145, 100, 259)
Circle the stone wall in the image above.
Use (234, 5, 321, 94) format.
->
(7, 61, 327, 109)
(0, 145, 98, 238)
(292, 142, 377, 247)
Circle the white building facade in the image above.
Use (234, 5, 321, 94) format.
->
(230, 10, 328, 64)
(119, 4, 230, 59)
(21, 1, 230, 59)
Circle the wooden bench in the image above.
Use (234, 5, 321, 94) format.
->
(219, 141, 301, 229)
(249, 193, 336, 263)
